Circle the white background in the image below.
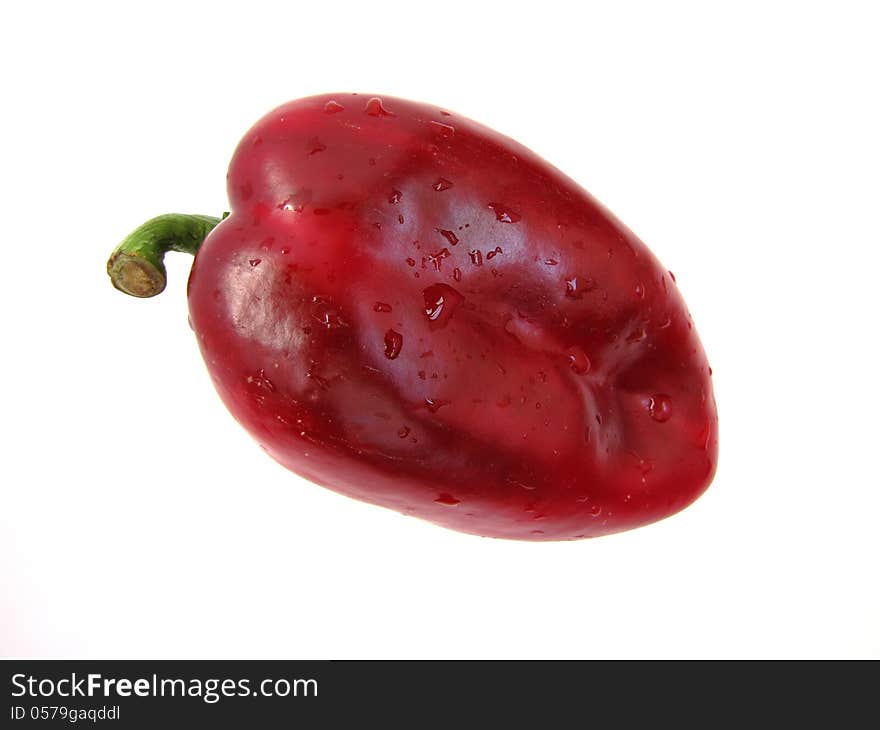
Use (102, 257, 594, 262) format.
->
(2, 1, 877, 658)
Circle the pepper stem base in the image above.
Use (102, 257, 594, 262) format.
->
(107, 252, 167, 298)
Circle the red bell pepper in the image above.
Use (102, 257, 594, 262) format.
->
(107, 93, 717, 540)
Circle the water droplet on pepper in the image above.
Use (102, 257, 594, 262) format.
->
(365, 97, 395, 117)
(647, 394, 673, 422)
(565, 276, 595, 299)
(566, 347, 591, 374)
(429, 120, 455, 138)
(423, 283, 463, 329)
(384, 329, 403, 359)
(424, 397, 450, 412)
(437, 229, 459, 246)
(488, 203, 521, 223)
(306, 137, 326, 155)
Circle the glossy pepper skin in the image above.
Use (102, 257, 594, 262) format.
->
(114, 93, 718, 540)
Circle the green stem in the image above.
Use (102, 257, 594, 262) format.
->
(107, 213, 223, 298)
